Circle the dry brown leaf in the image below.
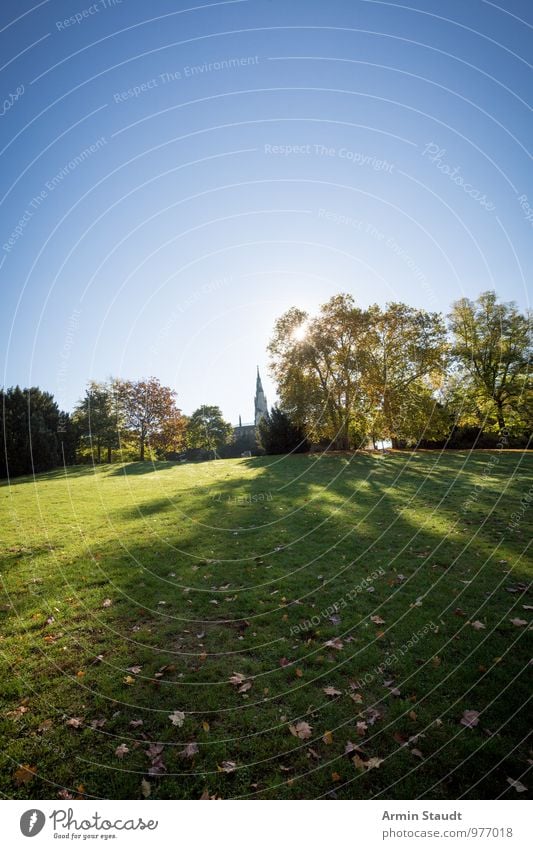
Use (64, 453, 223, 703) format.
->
(323, 686, 342, 697)
(460, 710, 480, 728)
(510, 618, 527, 627)
(179, 742, 199, 759)
(471, 620, 486, 630)
(169, 710, 186, 727)
(322, 730, 333, 745)
(370, 615, 386, 624)
(324, 638, 344, 650)
(102, 598, 112, 608)
(289, 721, 313, 739)
(115, 743, 129, 759)
(141, 778, 151, 798)
(13, 764, 37, 785)
(65, 717, 84, 729)
(218, 760, 237, 773)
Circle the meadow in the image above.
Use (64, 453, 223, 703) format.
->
(0, 450, 531, 800)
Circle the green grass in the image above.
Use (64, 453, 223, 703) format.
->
(0, 451, 531, 800)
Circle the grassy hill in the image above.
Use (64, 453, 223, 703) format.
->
(1, 451, 531, 800)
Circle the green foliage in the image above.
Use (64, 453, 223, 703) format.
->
(258, 405, 309, 454)
(268, 294, 448, 448)
(0, 386, 73, 478)
(73, 381, 119, 463)
(186, 405, 233, 456)
(448, 290, 531, 434)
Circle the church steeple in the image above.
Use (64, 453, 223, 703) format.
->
(254, 367, 268, 426)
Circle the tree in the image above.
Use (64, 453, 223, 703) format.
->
(268, 295, 448, 449)
(259, 406, 309, 454)
(449, 291, 531, 433)
(0, 386, 69, 478)
(114, 377, 179, 461)
(364, 303, 448, 446)
(268, 295, 373, 449)
(150, 410, 188, 458)
(74, 381, 119, 463)
(186, 405, 233, 458)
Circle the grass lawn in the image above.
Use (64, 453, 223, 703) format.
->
(0, 450, 531, 800)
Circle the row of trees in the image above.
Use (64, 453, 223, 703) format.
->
(268, 291, 531, 449)
(73, 380, 235, 464)
(0, 378, 235, 478)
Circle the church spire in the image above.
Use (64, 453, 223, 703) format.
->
(254, 367, 268, 426)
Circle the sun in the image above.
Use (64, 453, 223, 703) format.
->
(292, 322, 308, 342)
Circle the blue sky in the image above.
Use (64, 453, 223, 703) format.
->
(0, 0, 531, 423)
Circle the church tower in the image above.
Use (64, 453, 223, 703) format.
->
(254, 367, 268, 425)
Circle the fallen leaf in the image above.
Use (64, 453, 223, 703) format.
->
(218, 760, 237, 773)
(460, 710, 480, 728)
(324, 638, 344, 650)
(202, 721, 210, 732)
(123, 675, 135, 686)
(169, 710, 185, 727)
(37, 719, 53, 732)
(370, 615, 385, 625)
(510, 618, 527, 627)
(323, 686, 342, 697)
(411, 748, 424, 759)
(289, 721, 313, 739)
(356, 721, 368, 737)
(471, 620, 486, 630)
(129, 719, 144, 729)
(365, 757, 384, 770)
(331, 771, 341, 782)
(127, 665, 142, 674)
(506, 777, 527, 793)
(229, 672, 246, 685)
(102, 598, 113, 608)
(344, 740, 363, 755)
(322, 730, 333, 745)
(89, 718, 106, 729)
(295, 668, 303, 678)
(115, 743, 129, 759)
(65, 717, 83, 729)
(238, 681, 252, 693)
(141, 778, 151, 798)
(13, 764, 37, 785)
(179, 742, 199, 759)
(350, 693, 363, 704)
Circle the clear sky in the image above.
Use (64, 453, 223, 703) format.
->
(0, 0, 531, 423)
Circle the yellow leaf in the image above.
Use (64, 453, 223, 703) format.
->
(14, 764, 36, 785)
(123, 675, 135, 685)
(202, 721, 210, 732)
(322, 730, 333, 745)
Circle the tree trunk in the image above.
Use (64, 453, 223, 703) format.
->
(97, 441, 101, 463)
(140, 425, 145, 461)
(495, 400, 506, 433)
(107, 445, 112, 463)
